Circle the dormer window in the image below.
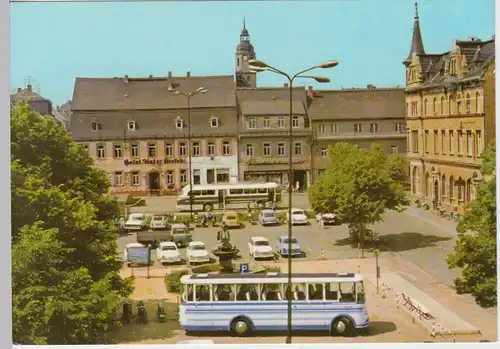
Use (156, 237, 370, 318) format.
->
(91, 122, 101, 131)
(175, 117, 184, 129)
(127, 120, 137, 130)
(210, 116, 219, 128)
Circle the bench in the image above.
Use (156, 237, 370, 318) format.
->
(401, 292, 434, 320)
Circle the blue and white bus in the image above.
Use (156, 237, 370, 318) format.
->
(179, 272, 369, 336)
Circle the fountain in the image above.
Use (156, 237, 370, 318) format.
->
(212, 226, 240, 272)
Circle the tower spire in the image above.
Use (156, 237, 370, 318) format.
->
(243, 16, 246, 30)
(405, 1, 425, 63)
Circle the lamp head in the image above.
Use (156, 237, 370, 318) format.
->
(317, 60, 339, 69)
(248, 59, 269, 68)
(312, 76, 331, 83)
(249, 66, 268, 73)
(196, 87, 206, 93)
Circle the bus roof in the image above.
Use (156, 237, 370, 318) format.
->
(180, 272, 362, 284)
(180, 182, 280, 192)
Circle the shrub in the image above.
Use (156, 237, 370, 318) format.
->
(263, 265, 281, 273)
(165, 269, 190, 293)
(190, 263, 222, 274)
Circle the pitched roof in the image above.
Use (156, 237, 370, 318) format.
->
(308, 88, 406, 120)
(236, 87, 307, 115)
(10, 87, 48, 102)
(71, 75, 236, 111)
(405, 3, 425, 61)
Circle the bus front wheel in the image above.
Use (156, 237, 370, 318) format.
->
(331, 317, 352, 336)
(231, 317, 253, 336)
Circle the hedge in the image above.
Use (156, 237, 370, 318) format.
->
(190, 263, 222, 273)
(165, 269, 190, 293)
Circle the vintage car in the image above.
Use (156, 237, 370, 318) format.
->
(156, 241, 182, 265)
(276, 235, 302, 257)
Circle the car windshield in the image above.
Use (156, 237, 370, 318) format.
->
(255, 240, 269, 246)
(292, 211, 304, 215)
(162, 246, 176, 251)
(190, 245, 206, 250)
(226, 215, 236, 220)
(263, 212, 275, 217)
(282, 238, 298, 244)
(130, 216, 143, 221)
(172, 229, 185, 234)
(152, 216, 163, 221)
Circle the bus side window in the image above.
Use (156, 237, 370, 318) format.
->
(293, 284, 306, 300)
(308, 283, 324, 300)
(339, 282, 356, 302)
(215, 284, 235, 302)
(262, 284, 282, 301)
(195, 285, 210, 301)
(326, 282, 339, 301)
(258, 188, 267, 194)
(182, 284, 194, 302)
(356, 281, 365, 302)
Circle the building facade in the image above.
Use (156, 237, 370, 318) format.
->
(70, 74, 239, 196)
(11, 84, 53, 116)
(403, 3, 495, 213)
(308, 86, 407, 181)
(236, 87, 313, 190)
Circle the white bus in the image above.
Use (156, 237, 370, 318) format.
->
(176, 182, 283, 212)
(179, 272, 369, 336)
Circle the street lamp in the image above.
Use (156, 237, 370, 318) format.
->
(168, 86, 208, 222)
(249, 58, 338, 344)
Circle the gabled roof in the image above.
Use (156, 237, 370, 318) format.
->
(10, 88, 48, 102)
(308, 88, 405, 120)
(71, 75, 237, 111)
(236, 87, 307, 115)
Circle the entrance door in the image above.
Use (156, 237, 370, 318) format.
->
(149, 172, 160, 193)
(207, 169, 215, 184)
(292, 171, 306, 192)
(218, 190, 225, 209)
(433, 180, 439, 210)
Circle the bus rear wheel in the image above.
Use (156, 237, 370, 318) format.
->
(331, 316, 353, 336)
(231, 317, 253, 336)
(203, 203, 213, 212)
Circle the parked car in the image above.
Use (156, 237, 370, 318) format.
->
(287, 208, 309, 225)
(156, 241, 182, 265)
(187, 241, 211, 265)
(171, 223, 192, 248)
(123, 242, 145, 266)
(316, 212, 340, 226)
(276, 235, 302, 257)
(222, 211, 241, 228)
(259, 209, 278, 226)
(150, 215, 168, 230)
(124, 213, 148, 231)
(248, 236, 274, 260)
(137, 229, 171, 247)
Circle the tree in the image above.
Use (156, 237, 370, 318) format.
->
(308, 143, 409, 255)
(11, 103, 134, 344)
(447, 140, 497, 308)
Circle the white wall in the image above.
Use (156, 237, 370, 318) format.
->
(190, 156, 238, 184)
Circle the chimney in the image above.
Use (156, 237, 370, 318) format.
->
(17, 88, 21, 93)
(167, 71, 173, 89)
(307, 85, 314, 98)
(124, 75, 129, 83)
(284, 83, 289, 88)
(168, 71, 172, 79)
(27, 84, 32, 91)
(149, 74, 153, 78)
(187, 71, 191, 78)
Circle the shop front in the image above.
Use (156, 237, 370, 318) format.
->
(242, 158, 310, 191)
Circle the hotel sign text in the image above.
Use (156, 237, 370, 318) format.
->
(124, 158, 186, 166)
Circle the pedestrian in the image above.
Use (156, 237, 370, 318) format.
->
(119, 216, 125, 231)
(295, 181, 300, 193)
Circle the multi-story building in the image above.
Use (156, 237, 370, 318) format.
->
(403, 3, 495, 213)
(70, 73, 239, 196)
(308, 86, 406, 181)
(236, 87, 313, 190)
(11, 84, 53, 116)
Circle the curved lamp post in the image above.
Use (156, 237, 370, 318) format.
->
(249, 59, 339, 344)
(168, 86, 208, 222)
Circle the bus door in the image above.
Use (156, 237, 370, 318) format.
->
(218, 190, 225, 209)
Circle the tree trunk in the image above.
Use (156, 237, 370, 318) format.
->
(360, 223, 365, 258)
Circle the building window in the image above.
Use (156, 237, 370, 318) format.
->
(433, 130, 438, 154)
(475, 92, 481, 113)
(440, 96, 445, 115)
(321, 147, 327, 157)
(83, 144, 88, 154)
(395, 123, 404, 132)
(132, 171, 140, 186)
(354, 123, 363, 133)
(97, 144, 105, 159)
(457, 179, 464, 201)
(278, 116, 285, 128)
(114, 171, 123, 186)
(449, 176, 455, 202)
(466, 131, 472, 156)
(210, 117, 219, 128)
(411, 130, 419, 152)
(424, 130, 429, 153)
(448, 95, 453, 115)
(331, 124, 338, 133)
(433, 98, 437, 114)
(165, 143, 173, 157)
(113, 144, 123, 158)
(466, 94, 471, 114)
(207, 142, 215, 156)
(193, 169, 201, 185)
(246, 144, 254, 156)
(292, 116, 299, 128)
(180, 170, 187, 184)
(166, 171, 174, 185)
(192, 142, 200, 156)
(277, 143, 285, 156)
(441, 130, 446, 154)
(391, 145, 398, 154)
(449, 130, 454, 154)
(91, 122, 101, 131)
(457, 130, 463, 155)
(318, 124, 326, 134)
(294, 142, 302, 155)
(263, 143, 271, 156)
(423, 99, 427, 116)
(216, 169, 230, 183)
(457, 94, 462, 115)
(175, 117, 184, 129)
(222, 141, 231, 155)
(179, 142, 187, 156)
(263, 117, 270, 128)
(248, 117, 256, 129)
(127, 121, 136, 130)
(370, 123, 379, 133)
(131, 143, 139, 157)
(475, 130, 482, 155)
(148, 143, 157, 157)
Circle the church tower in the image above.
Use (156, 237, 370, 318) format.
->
(235, 18, 257, 88)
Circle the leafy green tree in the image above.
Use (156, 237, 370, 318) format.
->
(447, 141, 497, 308)
(308, 143, 409, 255)
(11, 103, 133, 344)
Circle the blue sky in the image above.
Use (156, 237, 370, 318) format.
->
(10, 0, 495, 106)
